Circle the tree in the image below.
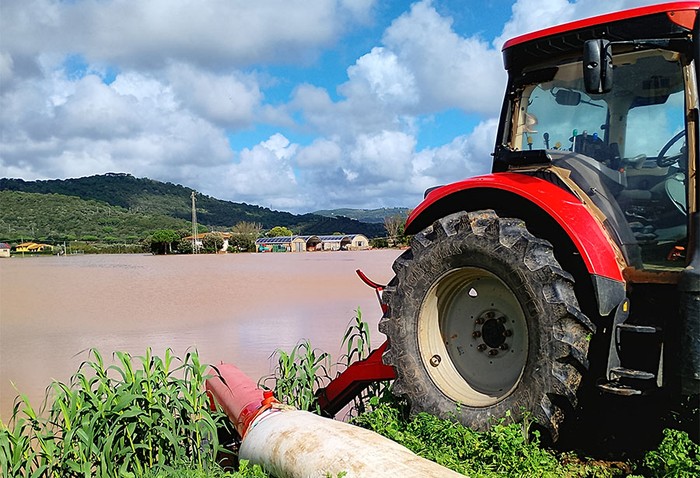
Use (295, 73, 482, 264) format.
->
(231, 221, 262, 252)
(384, 214, 406, 246)
(267, 226, 293, 237)
(150, 229, 180, 254)
(202, 232, 225, 253)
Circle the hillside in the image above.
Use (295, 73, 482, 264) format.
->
(0, 174, 386, 241)
(0, 190, 189, 243)
(313, 207, 410, 224)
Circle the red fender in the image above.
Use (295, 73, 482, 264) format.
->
(406, 173, 625, 283)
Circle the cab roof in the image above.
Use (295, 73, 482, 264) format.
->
(503, 1, 699, 51)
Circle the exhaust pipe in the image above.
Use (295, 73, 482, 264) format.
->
(206, 363, 463, 478)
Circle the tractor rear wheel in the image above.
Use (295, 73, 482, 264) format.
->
(379, 210, 593, 439)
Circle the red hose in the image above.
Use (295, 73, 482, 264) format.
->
(206, 363, 276, 437)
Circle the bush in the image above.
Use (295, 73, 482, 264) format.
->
(370, 237, 388, 248)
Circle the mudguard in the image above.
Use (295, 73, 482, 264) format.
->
(405, 173, 627, 315)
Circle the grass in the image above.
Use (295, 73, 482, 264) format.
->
(1, 310, 698, 477)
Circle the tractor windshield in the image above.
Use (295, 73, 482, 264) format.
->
(516, 48, 688, 269)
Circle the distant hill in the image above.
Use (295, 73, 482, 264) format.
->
(0, 190, 189, 243)
(313, 207, 411, 224)
(0, 174, 385, 242)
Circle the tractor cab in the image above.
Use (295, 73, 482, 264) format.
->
(496, 13, 695, 273)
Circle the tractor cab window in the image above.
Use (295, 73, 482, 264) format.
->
(516, 48, 688, 270)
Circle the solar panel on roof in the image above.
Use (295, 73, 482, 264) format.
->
(318, 235, 347, 241)
(256, 236, 294, 244)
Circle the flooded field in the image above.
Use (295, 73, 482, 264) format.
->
(0, 250, 400, 422)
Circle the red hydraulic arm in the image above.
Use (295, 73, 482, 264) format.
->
(316, 341, 395, 417)
(316, 269, 396, 417)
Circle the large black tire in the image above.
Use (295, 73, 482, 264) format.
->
(379, 210, 594, 439)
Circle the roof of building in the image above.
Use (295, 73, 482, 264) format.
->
(255, 234, 367, 245)
(255, 236, 305, 244)
(317, 234, 366, 242)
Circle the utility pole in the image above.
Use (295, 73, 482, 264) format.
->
(191, 191, 198, 254)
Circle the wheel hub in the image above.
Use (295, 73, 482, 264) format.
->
(474, 310, 511, 355)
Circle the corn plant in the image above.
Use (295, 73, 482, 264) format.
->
(337, 308, 393, 416)
(260, 340, 331, 412)
(0, 348, 227, 477)
(261, 308, 394, 417)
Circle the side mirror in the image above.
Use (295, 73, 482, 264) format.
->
(583, 39, 613, 94)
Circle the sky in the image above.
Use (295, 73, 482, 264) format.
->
(0, 0, 663, 213)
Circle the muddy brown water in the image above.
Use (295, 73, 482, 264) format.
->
(0, 250, 401, 422)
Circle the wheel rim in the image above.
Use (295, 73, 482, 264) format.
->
(417, 267, 528, 407)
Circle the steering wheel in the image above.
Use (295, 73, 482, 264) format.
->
(656, 130, 686, 167)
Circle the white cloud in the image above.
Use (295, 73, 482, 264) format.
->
(0, 52, 14, 85)
(345, 47, 418, 106)
(220, 134, 302, 209)
(166, 64, 262, 128)
(349, 130, 415, 181)
(0, 63, 233, 184)
(382, 1, 504, 115)
(340, 0, 376, 23)
(295, 139, 342, 168)
(0, 0, 379, 71)
(0, 0, 671, 214)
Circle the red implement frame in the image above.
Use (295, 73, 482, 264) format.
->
(316, 270, 396, 417)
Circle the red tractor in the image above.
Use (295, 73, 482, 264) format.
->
(319, 1, 700, 441)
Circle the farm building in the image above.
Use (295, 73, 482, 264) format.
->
(255, 234, 369, 253)
(0, 243, 10, 258)
(317, 235, 369, 251)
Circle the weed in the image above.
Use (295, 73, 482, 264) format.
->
(352, 402, 629, 477)
(643, 428, 700, 477)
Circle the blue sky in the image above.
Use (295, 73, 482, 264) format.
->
(0, 0, 659, 213)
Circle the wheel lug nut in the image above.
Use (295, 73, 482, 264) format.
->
(430, 355, 441, 367)
(472, 331, 482, 338)
(475, 318, 484, 325)
(504, 329, 513, 337)
(498, 316, 506, 324)
(477, 344, 487, 352)
(486, 311, 495, 319)
(500, 344, 509, 351)
(488, 349, 499, 356)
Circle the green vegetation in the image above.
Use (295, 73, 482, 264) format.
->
(260, 340, 330, 413)
(0, 348, 231, 477)
(383, 212, 410, 246)
(202, 232, 225, 253)
(266, 226, 294, 237)
(643, 428, 700, 477)
(230, 222, 262, 252)
(0, 190, 189, 244)
(2, 315, 697, 477)
(0, 174, 385, 242)
(150, 229, 182, 254)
